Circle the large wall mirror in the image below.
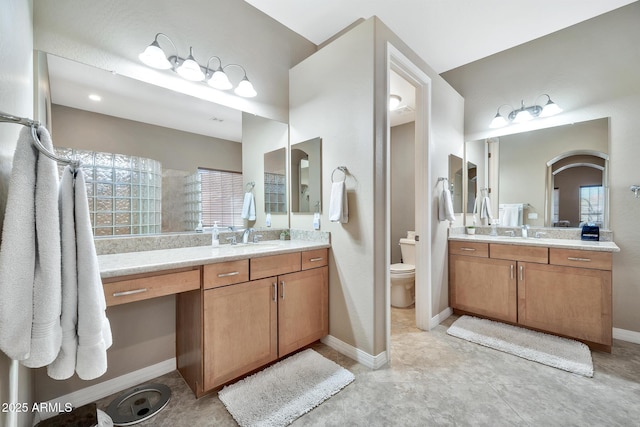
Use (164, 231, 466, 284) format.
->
(465, 117, 609, 229)
(40, 51, 290, 235)
(290, 137, 322, 213)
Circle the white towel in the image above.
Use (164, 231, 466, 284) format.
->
(438, 187, 456, 223)
(500, 204, 522, 226)
(0, 126, 62, 366)
(48, 167, 112, 380)
(241, 192, 256, 221)
(329, 181, 348, 223)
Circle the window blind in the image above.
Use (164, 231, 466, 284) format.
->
(198, 168, 244, 228)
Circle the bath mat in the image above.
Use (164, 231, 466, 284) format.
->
(447, 315, 594, 377)
(218, 349, 355, 427)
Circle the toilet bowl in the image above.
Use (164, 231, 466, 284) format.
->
(390, 234, 416, 308)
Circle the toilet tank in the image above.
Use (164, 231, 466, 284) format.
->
(399, 238, 416, 265)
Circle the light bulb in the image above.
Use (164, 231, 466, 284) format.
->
(513, 109, 533, 123)
(208, 68, 233, 90)
(138, 42, 172, 70)
(176, 48, 205, 81)
(389, 94, 402, 111)
(489, 113, 508, 128)
(540, 100, 562, 117)
(234, 77, 257, 98)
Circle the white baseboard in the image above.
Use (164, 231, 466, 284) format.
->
(613, 327, 640, 345)
(430, 307, 453, 329)
(321, 335, 388, 369)
(45, 358, 176, 410)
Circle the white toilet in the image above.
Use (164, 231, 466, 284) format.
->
(390, 232, 416, 308)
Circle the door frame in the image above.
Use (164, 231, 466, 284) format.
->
(385, 43, 433, 355)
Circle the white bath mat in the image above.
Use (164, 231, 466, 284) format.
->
(218, 348, 355, 426)
(447, 315, 594, 377)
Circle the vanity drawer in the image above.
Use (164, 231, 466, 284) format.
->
(104, 267, 201, 306)
(250, 252, 301, 280)
(448, 241, 488, 258)
(550, 248, 612, 271)
(204, 260, 250, 289)
(490, 244, 548, 264)
(302, 248, 328, 270)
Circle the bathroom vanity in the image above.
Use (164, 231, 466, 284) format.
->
(98, 240, 329, 397)
(448, 233, 619, 352)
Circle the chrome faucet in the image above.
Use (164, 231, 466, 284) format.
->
(521, 224, 529, 238)
(226, 236, 237, 245)
(242, 228, 254, 244)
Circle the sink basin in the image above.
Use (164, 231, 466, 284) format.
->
(219, 242, 281, 250)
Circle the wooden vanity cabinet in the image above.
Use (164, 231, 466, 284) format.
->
(449, 241, 613, 351)
(449, 255, 517, 323)
(177, 248, 329, 397)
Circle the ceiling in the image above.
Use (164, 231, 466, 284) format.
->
(48, 1, 636, 141)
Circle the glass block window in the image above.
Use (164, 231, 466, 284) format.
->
(264, 172, 286, 213)
(197, 168, 244, 228)
(55, 147, 162, 236)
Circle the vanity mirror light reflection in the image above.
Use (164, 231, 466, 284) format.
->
(464, 117, 610, 229)
(40, 51, 291, 235)
(290, 137, 322, 214)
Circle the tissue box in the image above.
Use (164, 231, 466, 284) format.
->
(581, 225, 600, 241)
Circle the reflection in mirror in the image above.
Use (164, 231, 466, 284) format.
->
(290, 138, 322, 213)
(449, 154, 477, 214)
(465, 117, 609, 228)
(264, 148, 286, 214)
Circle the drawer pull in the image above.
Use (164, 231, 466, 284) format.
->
(217, 271, 240, 278)
(568, 257, 592, 262)
(519, 265, 524, 281)
(272, 282, 277, 302)
(510, 264, 514, 280)
(280, 281, 285, 299)
(460, 248, 476, 252)
(113, 288, 147, 297)
(309, 257, 324, 262)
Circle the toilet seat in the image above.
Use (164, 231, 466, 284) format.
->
(390, 263, 415, 278)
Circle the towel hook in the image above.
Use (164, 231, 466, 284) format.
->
(245, 181, 255, 191)
(331, 166, 348, 183)
(631, 185, 640, 198)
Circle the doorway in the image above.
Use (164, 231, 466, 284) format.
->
(386, 44, 433, 356)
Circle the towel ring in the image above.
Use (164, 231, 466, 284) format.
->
(331, 166, 348, 183)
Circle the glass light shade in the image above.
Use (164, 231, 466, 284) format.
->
(489, 113, 508, 129)
(389, 95, 402, 111)
(513, 109, 533, 123)
(540, 100, 563, 117)
(177, 48, 204, 81)
(208, 69, 233, 90)
(138, 43, 172, 70)
(234, 77, 257, 98)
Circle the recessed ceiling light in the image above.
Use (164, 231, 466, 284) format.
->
(89, 94, 102, 101)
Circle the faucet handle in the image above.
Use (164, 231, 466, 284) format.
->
(505, 230, 515, 237)
(226, 236, 237, 245)
(535, 231, 547, 239)
(253, 234, 263, 243)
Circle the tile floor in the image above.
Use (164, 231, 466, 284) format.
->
(96, 308, 640, 426)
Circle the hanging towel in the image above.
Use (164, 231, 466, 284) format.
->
(480, 196, 493, 221)
(241, 192, 256, 221)
(0, 126, 62, 366)
(329, 181, 348, 223)
(500, 204, 522, 227)
(438, 187, 456, 223)
(49, 166, 112, 380)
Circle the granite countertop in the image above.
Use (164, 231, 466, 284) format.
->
(98, 240, 331, 279)
(448, 234, 620, 253)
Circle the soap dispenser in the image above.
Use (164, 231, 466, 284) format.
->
(212, 221, 219, 247)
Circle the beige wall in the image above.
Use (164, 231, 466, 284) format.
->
(51, 105, 242, 173)
(442, 2, 640, 333)
(290, 17, 463, 356)
(391, 122, 415, 264)
(0, 0, 36, 426)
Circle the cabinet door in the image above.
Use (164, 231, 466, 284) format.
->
(203, 278, 277, 390)
(518, 262, 612, 346)
(449, 255, 517, 323)
(278, 266, 329, 357)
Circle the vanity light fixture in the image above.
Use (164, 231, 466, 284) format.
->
(389, 94, 402, 111)
(490, 94, 562, 128)
(139, 33, 257, 98)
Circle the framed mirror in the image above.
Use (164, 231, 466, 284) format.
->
(290, 137, 322, 213)
(264, 148, 287, 214)
(465, 117, 609, 228)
